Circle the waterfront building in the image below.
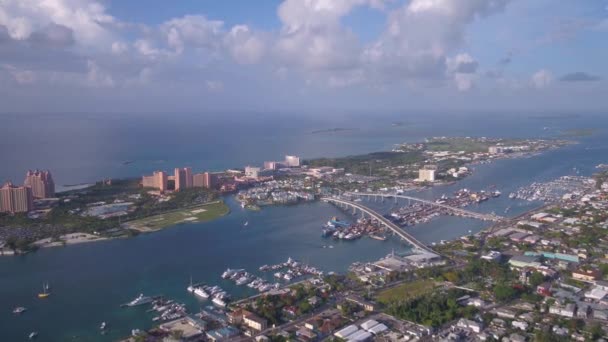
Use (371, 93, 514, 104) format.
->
(193, 172, 220, 189)
(174, 167, 193, 191)
(0, 182, 33, 213)
(245, 166, 261, 179)
(489, 146, 504, 154)
(285, 155, 301, 167)
(418, 167, 436, 182)
(23, 169, 55, 199)
(141, 171, 168, 192)
(264, 161, 278, 170)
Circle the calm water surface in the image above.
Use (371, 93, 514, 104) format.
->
(1, 112, 607, 341)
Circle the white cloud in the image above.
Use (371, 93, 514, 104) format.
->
(363, 0, 510, 83)
(446, 53, 478, 91)
(275, 0, 371, 71)
(161, 15, 224, 54)
(446, 53, 478, 74)
(4, 64, 36, 84)
(0, 0, 116, 48)
(111, 41, 128, 55)
(86, 60, 114, 87)
(205, 80, 224, 92)
(531, 69, 553, 89)
(225, 25, 266, 65)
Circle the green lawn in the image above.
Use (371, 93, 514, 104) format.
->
(126, 201, 229, 231)
(426, 139, 492, 153)
(377, 280, 437, 305)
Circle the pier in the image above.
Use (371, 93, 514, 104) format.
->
(344, 192, 506, 222)
(321, 197, 437, 255)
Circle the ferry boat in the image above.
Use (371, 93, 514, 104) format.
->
(13, 306, 27, 314)
(212, 297, 226, 307)
(126, 294, 153, 307)
(38, 282, 51, 299)
(194, 287, 209, 299)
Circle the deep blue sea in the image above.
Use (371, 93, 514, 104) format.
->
(0, 112, 607, 341)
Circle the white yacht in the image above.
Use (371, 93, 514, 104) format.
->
(212, 297, 226, 307)
(13, 306, 27, 314)
(193, 287, 209, 299)
(235, 276, 249, 286)
(126, 294, 153, 307)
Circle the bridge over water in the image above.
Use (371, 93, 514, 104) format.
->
(321, 197, 437, 255)
(345, 192, 506, 222)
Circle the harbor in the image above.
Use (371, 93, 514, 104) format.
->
(387, 188, 502, 227)
(1, 114, 606, 341)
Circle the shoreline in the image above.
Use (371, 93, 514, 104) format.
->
(0, 200, 230, 256)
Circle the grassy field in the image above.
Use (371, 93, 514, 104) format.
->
(376, 280, 437, 304)
(126, 201, 230, 232)
(560, 128, 596, 137)
(426, 138, 493, 153)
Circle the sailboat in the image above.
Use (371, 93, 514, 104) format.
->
(187, 275, 195, 292)
(38, 282, 51, 298)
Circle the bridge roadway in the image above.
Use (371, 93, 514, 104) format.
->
(322, 197, 436, 255)
(345, 192, 506, 222)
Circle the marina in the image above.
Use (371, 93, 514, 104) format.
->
(0, 114, 606, 341)
(387, 188, 501, 227)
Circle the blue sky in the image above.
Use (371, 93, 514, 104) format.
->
(0, 0, 607, 114)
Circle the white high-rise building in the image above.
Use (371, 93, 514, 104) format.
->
(284, 155, 300, 167)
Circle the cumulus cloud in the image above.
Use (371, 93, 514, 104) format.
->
(161, 15, 224, 55)
(362, 0, 510, 83)
(274, 0, 375, 71)
(446, 53, 478, 74)
(111, 41, 129, 55)
(559, 72, 601, 82)
(531, 69, 553, 89)
(0, 0, 115, 48)
(3, 64, 36, 84)
(225, 25, 266, 65)
(445, 53, 479, 91)
(28, 24, 75, 48)
(205, 80, 224, 92)
(86, 60, 114, 87)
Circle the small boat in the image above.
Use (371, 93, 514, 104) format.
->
(100, 322, 107, 330)
(244, 221, 249, 227)
(13, 306, 27, 314)
(212, 297, 226, 307)
(194, 287, 209, 299)
(38, 282, 51, 299)
(125, 294, 153, 307)
(29, 332, 38, 339)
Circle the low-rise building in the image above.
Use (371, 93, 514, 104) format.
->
(508, 255, 542, 269)
(572, 269, 601, 282)
(456, 318, 483, 333)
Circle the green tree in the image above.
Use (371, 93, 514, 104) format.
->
(493, 284, 517, 303)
